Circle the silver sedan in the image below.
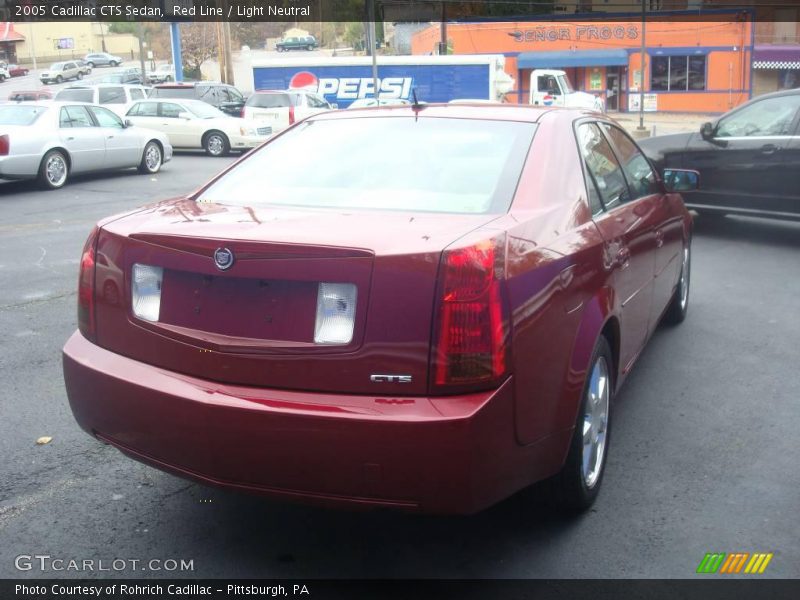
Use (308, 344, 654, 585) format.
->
(0, 102, 173, 190)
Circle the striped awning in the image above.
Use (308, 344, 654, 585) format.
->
(753, 60, 800, 69)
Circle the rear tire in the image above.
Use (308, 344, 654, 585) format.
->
(548, 336, 614, 513)
(203, 131, 230, 157)
(663, 238, 691, 325)
(56, 75, 63, 83)
(110, 61, 119, 67)
(87, 62, 94, 69)
(138, 141, 163, 174)
(76, 72, 83, 80)
(38, 149, 69, 190)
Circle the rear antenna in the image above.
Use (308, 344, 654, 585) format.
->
(411, 87, 425, 114)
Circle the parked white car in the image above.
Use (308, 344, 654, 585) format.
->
(146, 64, 175, 84)
(40, 61, 83, 84)
(241, 90, 333, 134)
(123, 98, 270, 156)
(0, 64, 10, 81)
(54, 84, 151, 115)
(0, 102, 172, 189)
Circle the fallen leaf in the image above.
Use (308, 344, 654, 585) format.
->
(36, 436, 53, 445)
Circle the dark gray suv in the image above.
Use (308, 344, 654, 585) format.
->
(149, 82, 246, 117)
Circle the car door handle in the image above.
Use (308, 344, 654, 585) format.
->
(65, 136, 75, 141)
(655, 230, 664, 248)
(107, 135, 115, 139)
(759, 144, 780, 155)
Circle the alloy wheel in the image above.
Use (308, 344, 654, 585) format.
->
(46, 154, 68, 187)
(582, 356, 610, 488)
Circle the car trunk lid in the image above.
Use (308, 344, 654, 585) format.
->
(93, 199, 499, 395)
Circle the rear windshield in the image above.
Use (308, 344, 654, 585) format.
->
(150, 87, 196, 99)
(55, 89, 94, 102)
(245, 93, 293, 108)
(0, 105, 48, 125)
(197, 116, 536, 214)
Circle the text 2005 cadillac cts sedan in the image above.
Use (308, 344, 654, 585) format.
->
(63, 105, 697, 514)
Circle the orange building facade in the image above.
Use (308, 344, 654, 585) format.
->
(411, 16, 754, 114)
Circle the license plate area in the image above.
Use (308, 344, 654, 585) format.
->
(159, 269, 317, 342)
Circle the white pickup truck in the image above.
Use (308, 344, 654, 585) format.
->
(529, 69, 604, 112)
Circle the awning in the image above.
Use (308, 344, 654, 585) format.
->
(752, 45, 800, 70)
(0, 23, 25, 43)
(517, 49, 629, 69)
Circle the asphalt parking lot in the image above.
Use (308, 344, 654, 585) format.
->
(1, 154, 798, 579)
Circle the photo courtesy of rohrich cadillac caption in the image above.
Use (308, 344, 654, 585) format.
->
(0, 1, 798, 599)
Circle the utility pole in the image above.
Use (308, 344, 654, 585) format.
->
(440, 3, 447, 55)
(28, 22, 37, 71)
(223, 21, 234, 84)
(367, 0, 378, 101)
(137, 22, 146, 84)
(638, 0, 646, 132)
(169, 23, 183, 82)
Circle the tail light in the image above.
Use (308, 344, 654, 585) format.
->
(432, 235, 510, 390)
(288, 106, 295, 125)
(132, 264, 164, 322)
(0, 135, 9, 156)
(240, 106, 246, 118)
(78, 226, 99, 341)
(314, 283, 357, 344)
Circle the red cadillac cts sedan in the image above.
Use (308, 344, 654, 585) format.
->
(63, 105, 696, 514)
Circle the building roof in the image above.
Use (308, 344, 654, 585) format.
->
(0, 23, 25, 42)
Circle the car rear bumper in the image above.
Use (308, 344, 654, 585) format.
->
(0, 154, 40, 178)
(230, 134, 269, 149)
(63, 331, 560, 514)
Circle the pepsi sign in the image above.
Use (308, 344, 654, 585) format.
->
(288, 71, 413, 101)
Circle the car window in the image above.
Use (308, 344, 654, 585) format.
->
(0, 105, 48, 125)
(600, 123, 659, 200)
(130, 88, 145, 101)
(538, 75, 560, 95)
(60, 106, 94, 128)
(576, 122, 629, 210)
(716, 95, 800, 138)
(246, 93, 292, 108)
(160, 102, 185, 118)
(215, 87, 231, 103)
(99, 86, 126, 104)
(65, 63, 76, 70)
(198, 117, 537, 215)
(89, 106, 124, 128)
(128, 101, 159, 117)
(151, 87, 196, 99)
(227, 87, 243, 103)
(54, 89, 94, 103)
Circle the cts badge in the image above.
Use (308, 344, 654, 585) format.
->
(370, 374, 413, 384)
(213, 247, 235, 271)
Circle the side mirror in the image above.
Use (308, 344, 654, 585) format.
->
(700, 122, 714, 141)
(124, 119, 132, 128)
(330, 103, 338, 109)
(663, 168, 700, 192)
(177, 112, 192, 120)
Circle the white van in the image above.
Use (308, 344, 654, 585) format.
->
(54, 84, 151, 116)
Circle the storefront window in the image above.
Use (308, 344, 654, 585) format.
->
(651, 55, 706, 91)
(779, 69, 800, 90)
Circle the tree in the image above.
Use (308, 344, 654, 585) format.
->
(180, 23, 217, 80)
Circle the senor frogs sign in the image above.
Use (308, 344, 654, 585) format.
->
(510, 25, 640, 43)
